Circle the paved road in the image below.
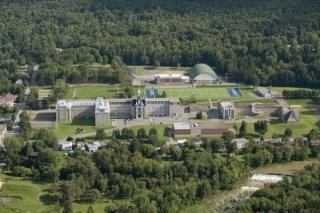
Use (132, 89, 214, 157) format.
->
(10, 64, 39, 139)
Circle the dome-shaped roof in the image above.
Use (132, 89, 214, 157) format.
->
(189, 64, 218, 80)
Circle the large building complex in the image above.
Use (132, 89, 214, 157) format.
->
(153, 64, 219, 85)
(56, 91, 181, 126)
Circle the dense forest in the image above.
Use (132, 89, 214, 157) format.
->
(0, 0, 320, 87)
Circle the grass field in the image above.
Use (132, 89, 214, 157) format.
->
(157, 87, 248, 100)
(64, 85, 251, 101)
(52, 118, 113, 139)
(0, 173, 131, 213)
(271, 87, 314, 93)
(65, 87, 120, 99)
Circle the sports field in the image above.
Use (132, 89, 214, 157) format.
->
(159, 87, 234, 99)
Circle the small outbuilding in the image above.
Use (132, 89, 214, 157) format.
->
(256, 87, 272, 98)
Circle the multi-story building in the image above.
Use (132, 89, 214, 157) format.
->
(56, 90, 181, 126)
(218, 101, 235, 119)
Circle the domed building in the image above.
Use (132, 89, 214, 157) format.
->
(189, 64, 219, 84)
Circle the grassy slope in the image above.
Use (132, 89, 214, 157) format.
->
(52, 118, 113, 139)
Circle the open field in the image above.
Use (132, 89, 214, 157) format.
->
(0, 173, 131, 213)
(256, 160, 318, 175)
(65, 87, 121, 99)
(157, 87, 250, 100)
(52, 118, 113, 139)
(271, 87, 314, 94)
(63, 85, 252, 101)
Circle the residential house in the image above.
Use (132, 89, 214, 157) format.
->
(121, 142, 131, 146)
(0, 116, 11, 122)
(28, 152, 39, 160)
(176, 139, 187, 147)
(0, 124, 7, 143)
(194, 139, 203, 147)
(15, 79, 23, 85)
(235, 138, 249, 149)
(310, 139, 320, 146)
(86, 141, 100, 152)
(21, 65, 29, 73)
(76, 141, 86, 151)
(59, 141, 73, 151)
(258, 138, 282, 146)
(0, 93, 16, 107)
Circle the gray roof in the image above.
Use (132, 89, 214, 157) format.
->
(257, 87, 271, 96)
(173, 123, 191, 130)
(282, 108, 300, 123)
(189, 64, 218, 80)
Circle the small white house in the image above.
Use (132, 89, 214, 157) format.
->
(86, 141, 100, 152)
(235, 138, 249, 149)
(59, 141, 73, 151)
(194, 140, 203, 147)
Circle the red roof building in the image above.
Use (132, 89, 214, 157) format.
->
(0, 93, 16, 107)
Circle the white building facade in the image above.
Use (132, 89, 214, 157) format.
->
(218, 101, 235, 119)
(56, 94, 181, 126)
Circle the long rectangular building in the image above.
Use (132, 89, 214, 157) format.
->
(56, 92, 181, 126)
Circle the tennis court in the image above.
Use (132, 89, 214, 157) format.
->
(158, 87, 236, 99)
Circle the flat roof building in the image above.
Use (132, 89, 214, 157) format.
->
(173, 121, 228, 136)
(154, 73, 190, 84)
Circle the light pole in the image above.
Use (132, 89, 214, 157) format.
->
(225, 73, 228, 83)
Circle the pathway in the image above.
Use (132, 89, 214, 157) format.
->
(5, 183, 42, 200)
(72, 88, 77, 99)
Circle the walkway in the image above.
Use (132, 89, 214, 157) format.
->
(5, 183, 42, 200)
(72, 88, 77, 99)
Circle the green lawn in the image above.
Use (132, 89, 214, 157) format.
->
(271, 87, 314, 93)
(52, 118, 113, 139)
(156, 87, 248, 100)
(0, 172, 131, 213)
(0, 173, 51, 213)
(65, 87, 122, 99)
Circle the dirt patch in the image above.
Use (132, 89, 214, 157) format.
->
(256, 160, 317, 175)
